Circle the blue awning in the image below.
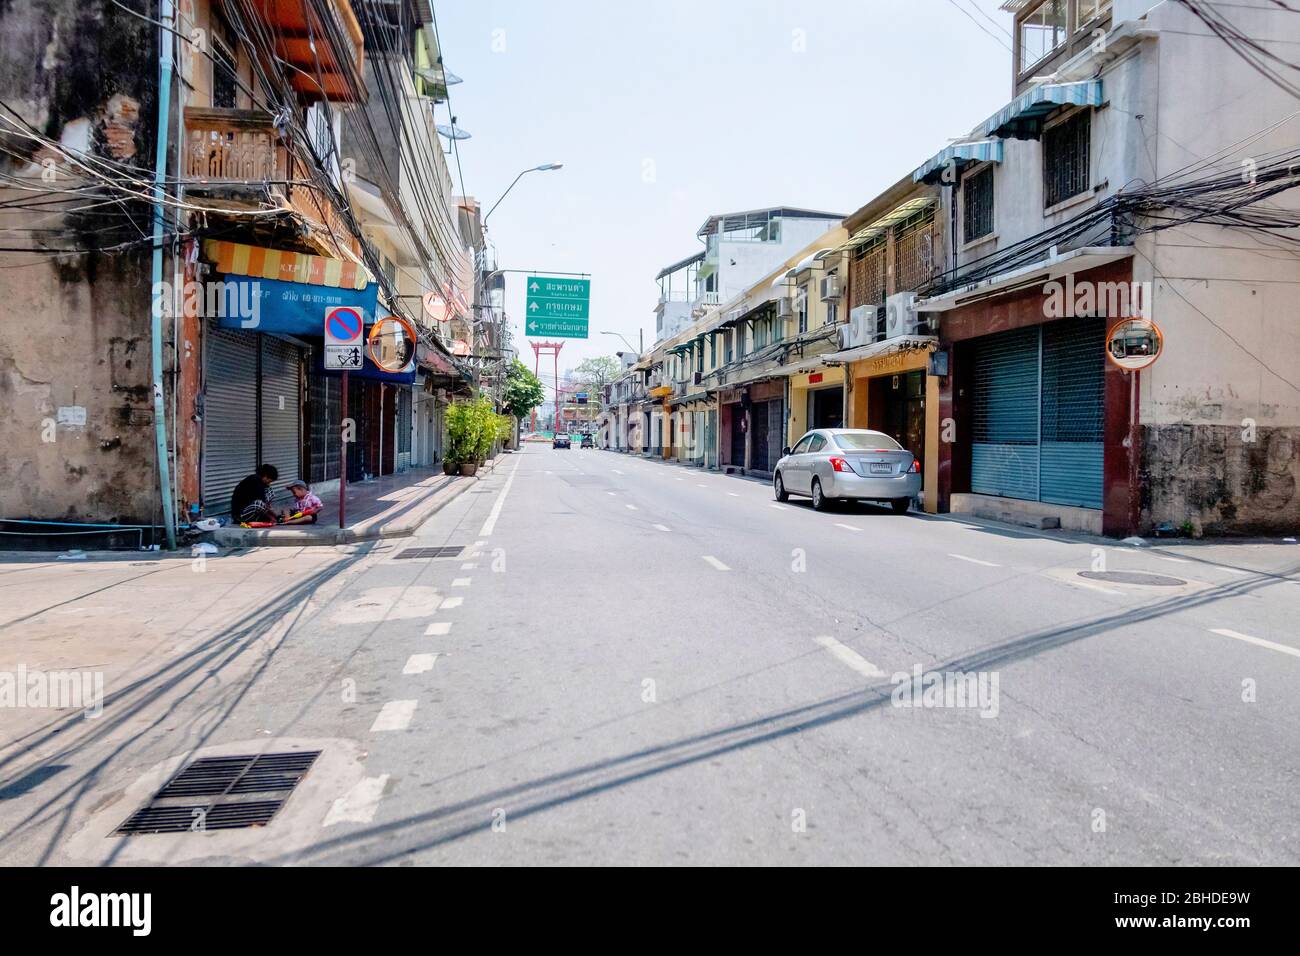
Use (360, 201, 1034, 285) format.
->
(977, 80, 1104, 140)
(913, 140, 1004, 184)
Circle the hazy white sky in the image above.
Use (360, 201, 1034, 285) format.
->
(434, 0, 1018, 388)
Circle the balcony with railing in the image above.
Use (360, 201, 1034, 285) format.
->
(183, 108, 285, 185)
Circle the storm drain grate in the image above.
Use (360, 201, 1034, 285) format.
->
(114, 750, 321, 836)
(394, 546, 464, 559)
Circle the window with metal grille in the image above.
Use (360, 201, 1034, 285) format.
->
(1044, 110, 1091, 207)
(964, 165, 995, 243)
(894, 211, 938, 293)
(850, 238, 887, 308)
(796, 285, 808, 334)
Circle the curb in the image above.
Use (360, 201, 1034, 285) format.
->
(205, 457, 504, 549)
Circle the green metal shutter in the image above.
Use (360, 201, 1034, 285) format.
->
(971, 326, 1040, 501)
(1040, 318, 1104, 508)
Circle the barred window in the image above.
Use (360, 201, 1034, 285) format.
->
(964, 165, 995, 243)
(1044, 110, 1091, 208)
(894, 211, 938, 293)
(849, 237, 887, 308)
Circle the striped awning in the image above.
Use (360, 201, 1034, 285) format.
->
(913, 140, 1004, 184)
(203, 239, 372, 291)
(978, 80, 1104, 140)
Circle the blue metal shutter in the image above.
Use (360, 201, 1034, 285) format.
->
(971, 326, 1040, 500)
(1040, 318, 1104, 508)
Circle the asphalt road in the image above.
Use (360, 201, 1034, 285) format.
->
(2, 444, 1298, 865)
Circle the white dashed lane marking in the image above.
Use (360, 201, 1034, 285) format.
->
(813, 636, 887, 679)
(701, 555, 731, 571)
(402, 653, 438, 674)
(370, 700, 417, 732)
(1210, 628, 1300, 659)
(949, 553, 1000, 568)
(440, 596, 463, 610)
(653, 523, 670, 532)
(452, 577, 471, 587)
(834, 523, 862, 532)
(322, 774, 390, 827)
(424, 622, 451, 636)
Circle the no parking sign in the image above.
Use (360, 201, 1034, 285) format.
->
(324, 306, 364, 369)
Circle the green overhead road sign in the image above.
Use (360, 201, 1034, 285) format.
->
(525, 276, 590, 338)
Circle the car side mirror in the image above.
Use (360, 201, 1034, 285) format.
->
(782, 446, 791, 457)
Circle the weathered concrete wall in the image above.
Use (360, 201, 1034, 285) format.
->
(1142, 425, 1299, 536)
(0, 1, 162, 525)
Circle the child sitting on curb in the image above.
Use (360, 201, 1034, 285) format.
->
(280, 480, 324, 525)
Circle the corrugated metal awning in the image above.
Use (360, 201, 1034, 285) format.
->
(978, 80, 1104, 140)
(912, 140, 1004, 184)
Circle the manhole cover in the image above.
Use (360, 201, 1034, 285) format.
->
(114, 751, 320, 835)
(1079, 570, 1187, 587)
(394, 546, 464, 559)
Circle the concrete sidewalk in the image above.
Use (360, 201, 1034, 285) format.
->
(207, 456, 508, 548)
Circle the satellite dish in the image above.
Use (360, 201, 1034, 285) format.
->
(442, 69, 463, 85)
(436, 123, 472, 141)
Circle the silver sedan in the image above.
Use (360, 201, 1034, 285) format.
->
(773, 428, 921, 513)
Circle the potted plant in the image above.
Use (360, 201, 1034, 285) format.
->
(445, 402, 476, 476)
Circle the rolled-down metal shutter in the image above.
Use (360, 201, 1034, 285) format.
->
(203, 325, 259, 516)
(971, 326, 1039, 501)
(1040, 318, 1104, 508)
(259, 337, 302, 497)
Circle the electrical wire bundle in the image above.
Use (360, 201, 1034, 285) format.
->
(922, 146, 1300, 298)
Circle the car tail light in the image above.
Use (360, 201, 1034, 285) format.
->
(909, 458, 921, 473)
(830, 457, 853, 473)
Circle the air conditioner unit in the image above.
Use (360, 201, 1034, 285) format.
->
(819, 275, 841, 301)
(841, 304, 879, 349)
(883, 291, 920, 339)
(776, 296, 793, 318)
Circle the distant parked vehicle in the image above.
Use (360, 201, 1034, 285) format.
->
(773, 428, 920, 513)
(553, 434, 571, 449)
(580, 434, 594, 448)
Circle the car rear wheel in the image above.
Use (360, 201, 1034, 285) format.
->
(774, 472, 789, 502)
(890, 497, 910, 514)
(811, 478, 830, 511)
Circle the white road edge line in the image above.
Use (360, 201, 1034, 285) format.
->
(322, 774, 390, 827)
(402, 653, 438, 675)
(478, 456, 522, 537)
(948, 553, 1000, 567)
(370, 700, 417, 732)
(1210, 628, 1300, 659)
(701, 555, 731, 571)
(813, 636, 887, 678)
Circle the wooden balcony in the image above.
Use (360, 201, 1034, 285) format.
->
(183, 107, 283, 184)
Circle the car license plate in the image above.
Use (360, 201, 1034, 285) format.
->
(869, 462, 893, 474)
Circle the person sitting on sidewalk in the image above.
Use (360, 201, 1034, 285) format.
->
(280, 480, 324, 525)
(230, 464, 279, 526)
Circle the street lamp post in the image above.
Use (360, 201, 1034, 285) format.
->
(483, 163, 563, 224)
(600, 329, 643, 355)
